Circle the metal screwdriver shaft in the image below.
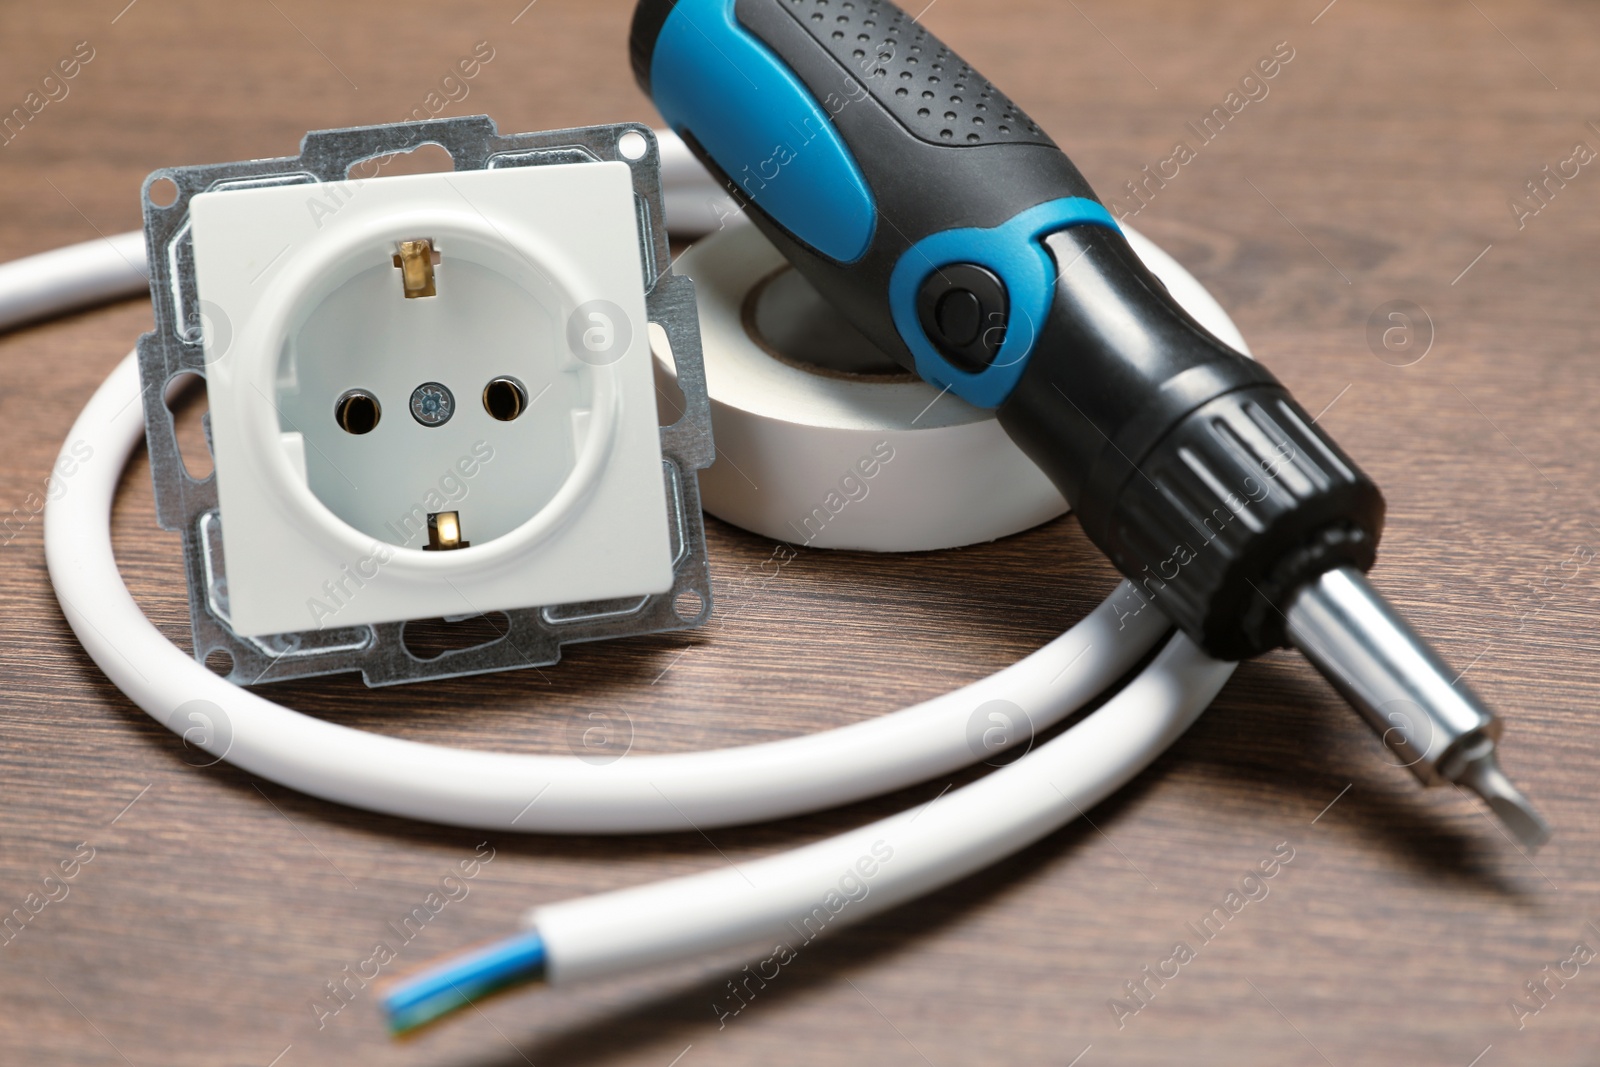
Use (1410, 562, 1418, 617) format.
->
(1286, 567, 1550, 849)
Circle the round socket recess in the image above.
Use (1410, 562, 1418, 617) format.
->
(188, 161, 674, 638)
(277, 227, 591, 551)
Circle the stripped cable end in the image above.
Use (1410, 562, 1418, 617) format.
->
(379, 928, 546, 1036)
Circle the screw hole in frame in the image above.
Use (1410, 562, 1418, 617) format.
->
(618, 130, 649, 161)
(148, 176, 179, 208)
(672, 589, 705, 621)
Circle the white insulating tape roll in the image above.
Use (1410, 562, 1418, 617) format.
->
(659, 218, 1251, 552)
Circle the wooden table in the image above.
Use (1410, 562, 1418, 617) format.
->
(3, 1, 1598, 1064)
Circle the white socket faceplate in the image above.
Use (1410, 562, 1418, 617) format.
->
(190, 162, 672, 637)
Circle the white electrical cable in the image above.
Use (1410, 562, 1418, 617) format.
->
(0, 232, 148, 333)
(533, 635, 1231, 982)
(20, 132, 1238, 1007)
(45, 350, 1191, 833)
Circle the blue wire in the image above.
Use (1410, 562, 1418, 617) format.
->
(382, 929, 546, 1033)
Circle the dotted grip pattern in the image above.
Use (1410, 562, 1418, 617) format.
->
(776, 0, 1055, 148)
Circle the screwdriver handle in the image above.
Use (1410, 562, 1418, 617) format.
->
(635, 0, 1111, 403)
(632, 0, 1385, 658)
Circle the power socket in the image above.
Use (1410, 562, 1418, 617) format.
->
(137, 117, 715, 686)
(193, 160, 670, 635)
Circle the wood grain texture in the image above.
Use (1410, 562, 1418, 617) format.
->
(3, 1, 1600, 1064)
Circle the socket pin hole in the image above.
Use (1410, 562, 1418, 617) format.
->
(335, 390, 381, 434)
(483, 377, 528, 421)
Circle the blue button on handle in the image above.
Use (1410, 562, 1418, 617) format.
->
(889, 198, 1122, 409)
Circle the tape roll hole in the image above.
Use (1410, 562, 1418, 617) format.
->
(743, 267, 915, 381)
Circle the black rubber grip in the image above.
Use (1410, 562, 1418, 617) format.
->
(774, 0, 1054, 148)
(630, 0, 679, 89)
(999, 228, 1384, 658)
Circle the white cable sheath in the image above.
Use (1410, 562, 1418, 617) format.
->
(0, 232, 148, 333)
(44, 350, 1177, 833)
(533, 635, 1231, 982)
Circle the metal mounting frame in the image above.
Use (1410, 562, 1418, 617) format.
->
(136, 115, 715, 687)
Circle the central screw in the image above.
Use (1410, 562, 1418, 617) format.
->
(410, 382, 455, 427)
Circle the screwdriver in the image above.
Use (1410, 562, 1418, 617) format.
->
(630, 0, 1549, 847)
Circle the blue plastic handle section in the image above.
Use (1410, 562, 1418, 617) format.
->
(889, 198, 1121, 408)
(651, 0, 877, 263)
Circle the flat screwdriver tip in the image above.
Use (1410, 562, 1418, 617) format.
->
(1286, 567, 1552, 853)
(1455, 750, 1552, 852)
